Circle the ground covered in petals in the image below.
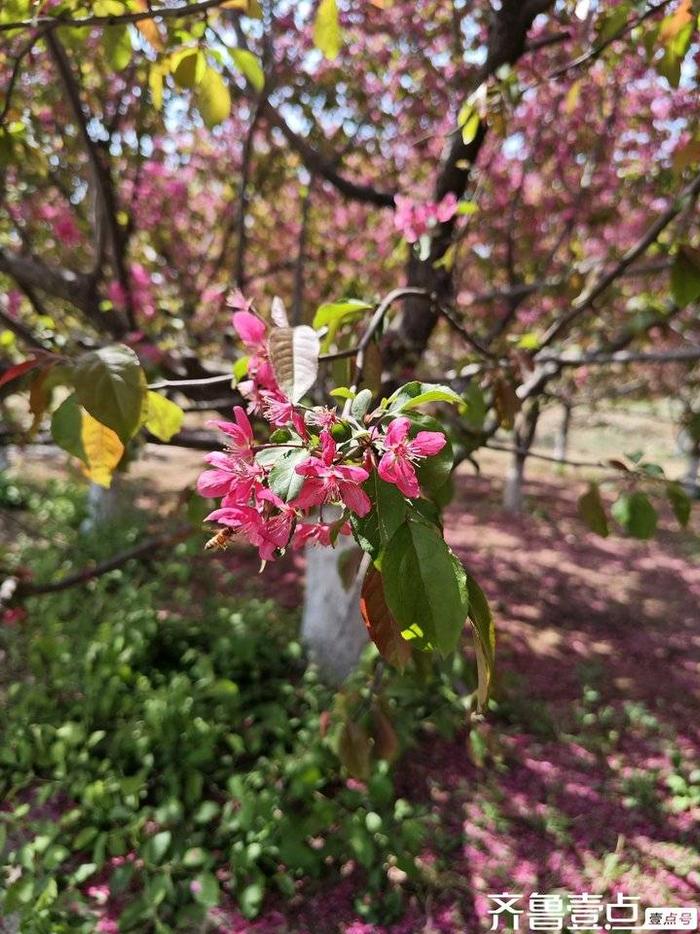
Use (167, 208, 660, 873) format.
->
(208, 464, 699, 933)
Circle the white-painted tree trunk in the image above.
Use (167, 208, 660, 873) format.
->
(503, 452, 526, 513)
(301, 536, 369, 684)
(80, 479, 122, 534)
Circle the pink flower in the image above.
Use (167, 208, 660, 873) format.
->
(293, 432, 371, 516)
(207, 406, 255, 460)
(206, 491, 295, 561)
(227, 288, 254, 314)
(305, 406, 340, 430)
(197, 407, 260, 500)
(260, 390, 308, 437)
(232, 311, 266, 350)
(377, 417, 446, 498)
(435, 192, 458, 223)
(293, 520, 351, 549)
(106, 281, 128, 310)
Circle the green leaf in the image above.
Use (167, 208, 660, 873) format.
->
(388, 381, 463, 413)
(142, 830, 171, 864)
(51, 393, 87, 463)
(240, 879, 265, 919)
(73, 344, 147, 444)
(597, 4, 629, 44)
(350, 471, 407, 559)
(329, 386, 354, 400)
(578, 482, 609, 537)
(399, 412, 454, 502)
(267, 448, 308, 502)
(104, 25, 132, 71)
(192, 871, 220, 908)
(233, 355, 249, 382)
(462, 381, 487, 431)
(667, 481, 691, 528)
(611, 491, 658, 539)
(466, 573, 495, 708)
(351, 388, 373, 420)
(382, 517, 469, 655)
(196, 65, 231, 128)
(34, 877, 58, 911)
(312, 299, 372, 330)
(671, 246, 700, 307)
(313, 0, 342, 60)
(231, 48, 265, 92)
(144, 391, 184, 442)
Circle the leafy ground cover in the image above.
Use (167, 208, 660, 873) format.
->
(1, 453, 698, 932)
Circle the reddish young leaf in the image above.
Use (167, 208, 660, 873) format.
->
(0, 356, 46, 389)
(360, 565, 412, 670)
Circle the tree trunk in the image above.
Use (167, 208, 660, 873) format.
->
(554, 401, 572, 465)
(80, 479, 122, 534)
(684, 445, 699, 497)
(502, 401, 540, 513)
(503, 450, 527, 513)
(301, 536, 369, 684)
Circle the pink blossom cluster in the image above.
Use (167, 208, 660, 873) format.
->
(197, 304, 447, 562)
(106, 263, 157, 321)
(393, 192, 459, 243)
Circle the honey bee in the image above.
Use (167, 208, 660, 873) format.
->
(205, 527, 234, 551)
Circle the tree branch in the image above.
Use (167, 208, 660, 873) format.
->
(0, 0, 232, 33)
(9, 526, 192, 600)
(538, 170, 700, 349)
(46, 31, 133, 330)
(262, 105, 396, 208)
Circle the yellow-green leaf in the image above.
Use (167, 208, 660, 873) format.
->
(80, 411, 124, 488)
(172, 49, 205, 89)
(144, 391, 184, 442)
(231, 49, 264, 92)
(313, 0, 342, 60)
(196, 66, 231, 128)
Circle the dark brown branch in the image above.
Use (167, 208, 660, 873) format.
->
(0, 248, 94, 312)
(263, 105, 396, 208)
(538, 170, 700, 349)
(0, 0, 231, 33)
(46, 31, 133, 331)
(11, 526, 192, 599)
(396, 0, 556, 362)
(0, 303, 51, 352)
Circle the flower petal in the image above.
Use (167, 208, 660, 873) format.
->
(232, 311, 266, 346)
(197, 470, 234, 498)
(291, 478, 328, 510)
(338, 481, 372, 517)
(385, 416, 411, 446)
(410, 430, 447, 457)
(378, 452, 420, 498)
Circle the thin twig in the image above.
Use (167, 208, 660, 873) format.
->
(148, 373, 234, 390)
